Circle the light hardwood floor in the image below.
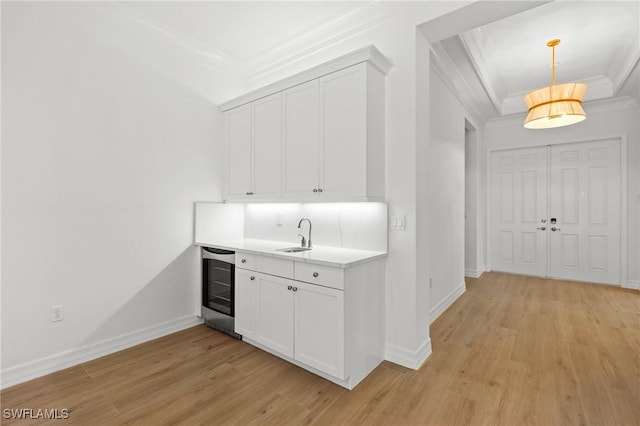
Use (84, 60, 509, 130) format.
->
(2, 272, 639, 425)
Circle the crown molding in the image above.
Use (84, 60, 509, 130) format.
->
(429, 42, 497, 125)
(83, 2, 245, 80)
(219, 45, 392, 112)
(243, 1, 399, 85)
(82, 1, 398, 91)
(613, 52, 640, 96)
(459, 30, 504, 114)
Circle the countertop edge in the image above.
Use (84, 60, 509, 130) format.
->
(195, 241, 387, 268)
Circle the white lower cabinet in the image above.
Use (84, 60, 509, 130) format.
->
(294, 281, 344, 379)
(255, 273, 295, 358)
(235, 252, 382, 389)
(236, 269, 344, 379)
(234, 269, 258, 338)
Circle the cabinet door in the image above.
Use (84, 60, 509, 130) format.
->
(294, 282, 345, 379)
(282, 80, 320, 199)
(225, 105, 252, 199)
(252, 93, 282, 197)
(235, 269, 258, 339)
(319, 64, 367, 199)
(256, 274, 295, 358)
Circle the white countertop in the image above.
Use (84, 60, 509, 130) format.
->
(196, 238, 386, 268)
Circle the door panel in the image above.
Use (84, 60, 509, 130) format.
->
(549, 140, 621, 284)
(282, 80, 319, 198)
(235, 269, 257, 339)
(319, 64, 366, 198)
(294, 282, 344, 379)
(490, 147, 548, 276)
(255, 274, 294, 358)
(252, 93, 282, 197)
(226, 106, 252, 198)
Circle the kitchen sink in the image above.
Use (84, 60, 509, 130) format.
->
(276, 247, 312, 253)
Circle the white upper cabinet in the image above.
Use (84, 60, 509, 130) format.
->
(224, 93, 282, 201)
(318, 63, 384, 200)
(282, 80, 320, 198)
(221, 46, 391, 202)
(252, 93, 282, 198)
(225, 105, 252, 199)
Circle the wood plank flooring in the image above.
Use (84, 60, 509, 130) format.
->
(2, 272, 638, 425)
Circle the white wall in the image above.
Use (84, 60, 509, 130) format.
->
(422, 67, 467, 321)
(1, 2, 222, 386)
(484, 99, 640, 287)
(238, 2, 471, 367)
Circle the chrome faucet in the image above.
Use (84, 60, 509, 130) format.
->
(297, 218, 312, 248)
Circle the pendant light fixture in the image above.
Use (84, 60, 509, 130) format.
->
(523, 39, 587, 129)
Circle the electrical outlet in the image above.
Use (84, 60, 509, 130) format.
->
(50, 305, 64, 322)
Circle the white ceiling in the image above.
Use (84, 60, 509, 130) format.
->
(454, 0, 640, 116)
(107, 1, 639, 118)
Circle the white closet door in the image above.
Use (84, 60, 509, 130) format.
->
(548, 139, 621, 285)
(490, 147, 548, 276)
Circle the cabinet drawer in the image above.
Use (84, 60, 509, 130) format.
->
(295, 262, 344, 290)
(236, 252, 256, 270)
(256, 256, 294, 279)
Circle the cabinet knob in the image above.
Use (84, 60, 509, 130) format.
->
(313, 272, 319, 278)
(250, 276, 255, 280)
(313, 189, 318, 193)
(287, 285, 293, 290)
(241, 259, 246, 263)
(246, 192, 251, 195)
(292, 287, 298, 292)
(317, 188, 323, 193)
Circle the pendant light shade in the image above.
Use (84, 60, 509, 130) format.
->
(523, 39, 587, 129)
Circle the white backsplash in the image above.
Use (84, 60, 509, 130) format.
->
(244, 202, 388, 252)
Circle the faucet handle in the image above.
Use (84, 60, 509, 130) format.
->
(298, 234, 307, 248)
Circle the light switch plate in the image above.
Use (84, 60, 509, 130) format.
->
(391, 215, 405, 230)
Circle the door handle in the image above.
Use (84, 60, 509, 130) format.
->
(537, 227, 546, 230)
(551, 227, 561, 231)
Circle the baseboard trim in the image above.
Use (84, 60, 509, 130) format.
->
(624, 280, 640, 290)
(430, 281, 466, 324)
(1, 315, 203, 390)
(464, 266, 485, 278)
(385, 337, 432, 370)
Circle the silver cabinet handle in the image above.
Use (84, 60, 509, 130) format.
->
(241, 259, 246, 263)
(313, 272, 319, 278)
(292, 287, 298, 292)
(537, 227, 546, 230)
(250, 276, 255, 280)
(551, 227, 561, 231)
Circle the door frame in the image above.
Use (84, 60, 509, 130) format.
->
(486, 134, 628, 287)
